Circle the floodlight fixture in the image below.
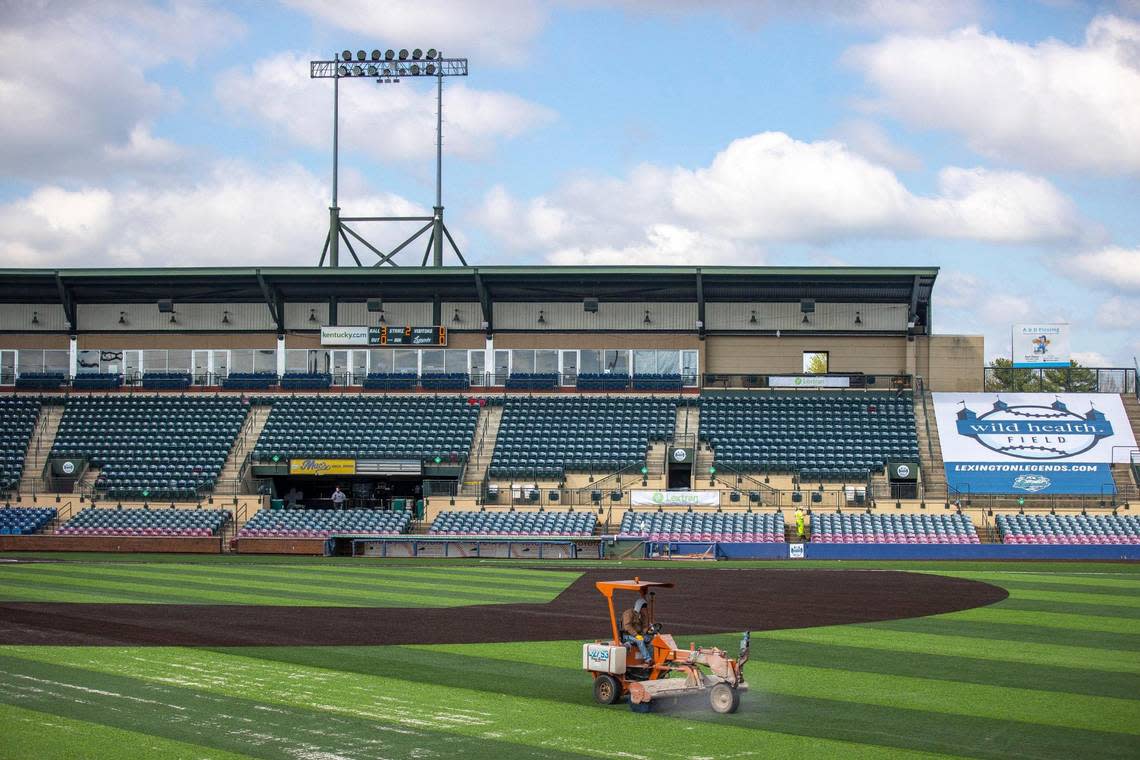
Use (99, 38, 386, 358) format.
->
(311, 47, 468, 267)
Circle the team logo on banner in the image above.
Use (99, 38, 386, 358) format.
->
(955, 398, 1113, 460)
(1012, 474, 1051, 492)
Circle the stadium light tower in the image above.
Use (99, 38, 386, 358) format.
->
(310, 48, 469, 267)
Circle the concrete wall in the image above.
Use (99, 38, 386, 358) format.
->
(916, 334, 985, 392)
(0, 536, 222, 553)
(704, 335, 908, 376)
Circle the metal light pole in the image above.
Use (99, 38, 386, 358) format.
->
(310, 48, 469, 268)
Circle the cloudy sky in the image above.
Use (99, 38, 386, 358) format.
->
(2, 0, 1138, 365)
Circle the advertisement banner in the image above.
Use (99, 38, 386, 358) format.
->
(630, 490, 720, 507)
(769, 376, 850, 388)
(932, 393, 1136, 494)
(888, 462, 919, 481)
(1012, 323, 1069, 367)
(320, 326, 371, 346)
(289, 458, 357, 476)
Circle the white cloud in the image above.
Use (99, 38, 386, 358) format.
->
(1096, 297, 1138, 330)
(568, 0, 982, 32)
(282, 0, 547, 66)
(1071, 350, 1112, 367)
(831, 120, 921, 172)
(848, 15, 1140, 173)
(216, 52, 555, 163)
(1062, 245, 1140, 293)
(0, 163, 426, 268)
(477, 131, 1081, 264)
(0, 1, 244, 180)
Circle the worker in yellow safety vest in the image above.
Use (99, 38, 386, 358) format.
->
(795, 507, 806, 541)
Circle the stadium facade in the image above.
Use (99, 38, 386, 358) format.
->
(0, 265, 979, 391)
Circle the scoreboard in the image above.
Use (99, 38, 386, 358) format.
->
(368, 326, 447, 346)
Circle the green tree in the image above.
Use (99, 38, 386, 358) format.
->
(986, 358, 1098, 393)
(804, 352, 828, 374)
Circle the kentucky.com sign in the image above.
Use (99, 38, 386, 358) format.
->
(933, 393, 1137, 495)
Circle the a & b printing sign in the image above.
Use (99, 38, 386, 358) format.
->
(933, 393, 1137, 495)
(1012, 323, 1069, 367)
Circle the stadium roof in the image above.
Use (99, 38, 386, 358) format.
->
(0, 265, 938, 306)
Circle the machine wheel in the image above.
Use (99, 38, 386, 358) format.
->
(709, 683, 740, 714)
(594, 674, 621, 705)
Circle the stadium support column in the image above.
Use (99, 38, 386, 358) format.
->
(329, 75, 341, 267)
(276, 334, 286, 378)
(68, 334, 77, 379)
(432, 71, 444, 267)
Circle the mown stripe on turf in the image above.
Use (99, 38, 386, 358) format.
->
(865, 617, 1140, 653)
(946, 606, 1139, 634)
(995, 596, 1140, 619)
(983, 578, 1140, 597)
(0, 563, 566, 607)
(404, 635, 1138, 701)
(1003, 587, 1140, 609)
(755, 625, 1140, 674)
(220, 644, 1140, 760)
(0, 702, 256, 760)
(0, 655, 597, 760)
(0, 648, 958, 760)
(940, 571, 1140, 590)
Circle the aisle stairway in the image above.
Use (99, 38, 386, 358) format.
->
(1112, 394, 1140, 500)
(461, 404, 503, 496)
(913, 388, 948, 501)
(17, 405, 63, 495)
(218, 404, 272, 491)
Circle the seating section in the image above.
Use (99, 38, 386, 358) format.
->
(617, 511, 785, 542)
(431, 510, 596, 536)
(631, 374, 684, 391)
(222, 372, 278, 390)
(237, 508, 410, 538)
(15, 372, 66, 390)
(0, 506, 56, 535)
(505, 373, 558, 391)
(701, 392, 919, 481)
(490, 396, 676, 479)
(1, 398, 40, 492)
(52, 396, 248, 498)
(811, 512, 978, 544)
(421, 372, 470, 391)
(997, 513, 1140, 545)
(576, 373, 630, 391)
(280, 372, 332, 390)
(363, 373, 417, 390)
(56, 507, 230, 537)
(253, 396, 479, 461)
(72, 373, 123, 390)
(142, 372, 191, 390)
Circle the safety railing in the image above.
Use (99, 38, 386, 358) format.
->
(983, 366, 1137, 394)
(701, 373, 912, 390)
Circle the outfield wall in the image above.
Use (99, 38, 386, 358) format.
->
(646, 541, 1140, 561)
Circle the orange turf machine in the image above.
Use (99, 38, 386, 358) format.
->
(583, 577, 749, 713)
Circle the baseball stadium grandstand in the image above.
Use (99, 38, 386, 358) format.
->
(0, 264, 1135, 560)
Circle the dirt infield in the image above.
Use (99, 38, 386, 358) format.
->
(0, 568, 1006, 647)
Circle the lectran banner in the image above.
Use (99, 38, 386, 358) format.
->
(630, 490, 720, 507)
(932, 393, 1136, 495)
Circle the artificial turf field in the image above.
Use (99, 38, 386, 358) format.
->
(0, 555, 1137, 759)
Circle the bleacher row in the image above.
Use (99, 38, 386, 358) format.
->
(252, 395, 479, 462)
(701, 393, 918, 481)
(618, 511, 785, 542)
(490, 397, 676, 479)
(1, 398, 39, 492)
(237, 509, 410, 538)
(55, 507, 230, 537)
(52, 396, 247, 499)
(810, 513, 979, 544)
(997, 513, 1140, 545)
